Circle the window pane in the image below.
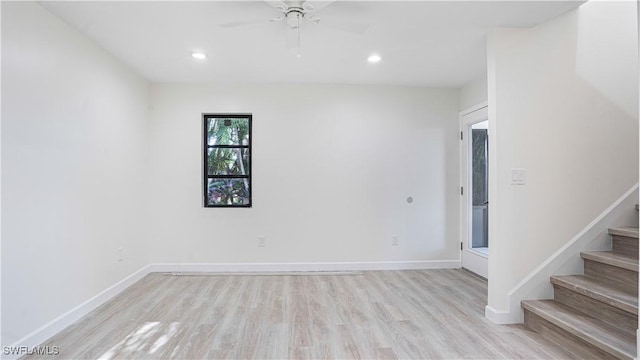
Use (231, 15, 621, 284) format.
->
(207, 117, 250, 146)
(206, 178, 250, 206)
(207, 148, 250, 176)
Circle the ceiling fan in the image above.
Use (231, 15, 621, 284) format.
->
(220, 0, 369, 57)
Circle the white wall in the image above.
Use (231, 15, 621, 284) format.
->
(460, 75, 488, 111)
(149, 84, 460, 265)
(487, 0, 638, 316)
(2, 2, 150, 345)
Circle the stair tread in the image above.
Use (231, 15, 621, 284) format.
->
(609, 226, 639, 239)
(551, 275, 638, 314)
(581, 251, 638, 272)
(522, 299, 636, 359)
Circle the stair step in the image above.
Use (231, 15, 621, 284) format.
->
(582, 251, 638, 290)
(551, 275, 637, 314)
(551, 275, 638, 335)
(522, 300, 636, 360)
(610, 227, 639, 258)
(582, 251, 638, 272)
(609, 227, 639, 239)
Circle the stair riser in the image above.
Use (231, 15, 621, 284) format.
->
(523, 310, 620, 360)
(553, 286, 637, 336)
(612, 235, 638, 259)
(584, 260, 638, 293)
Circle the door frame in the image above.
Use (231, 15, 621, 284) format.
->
(459, 102, 489, 278)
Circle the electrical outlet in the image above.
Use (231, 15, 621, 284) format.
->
(257, 236, 266, 247)
(117, 247, 123, 262)
(392, 235, 399, 246)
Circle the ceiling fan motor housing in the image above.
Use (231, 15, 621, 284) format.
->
(285, 8, 304, 29)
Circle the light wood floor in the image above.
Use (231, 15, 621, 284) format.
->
(27, 269, 603, 359)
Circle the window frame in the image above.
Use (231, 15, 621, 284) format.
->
(202, 113, 252, 208)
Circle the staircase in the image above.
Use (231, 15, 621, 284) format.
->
(522, 219, 638, 359)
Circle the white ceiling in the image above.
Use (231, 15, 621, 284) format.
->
(40, 1, 584, 87)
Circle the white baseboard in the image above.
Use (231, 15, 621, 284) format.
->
(485, 305, 522, 324)
(149, 260, 461, 273)
(5, 265, 152, 360)
(6, 259, 459, 357)
(486, 184, 639, 325)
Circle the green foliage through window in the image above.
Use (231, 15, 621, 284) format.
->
(204, 115, 251, 207)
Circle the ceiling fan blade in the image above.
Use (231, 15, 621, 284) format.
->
(303, 1, 336, 13)
(265, 0, 287, 10)
(315, 17, 369, 34)
(219, 19, 272, 28)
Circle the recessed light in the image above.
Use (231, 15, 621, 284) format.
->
(367, 54, 381, 63)
(192, 52, 207, 60)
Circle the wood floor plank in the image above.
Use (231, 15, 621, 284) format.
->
(23, 269, 611, 360)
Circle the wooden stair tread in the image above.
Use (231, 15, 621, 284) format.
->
(609, 226, 639, 239)
(581, 251, 638, 272)
(551, 275, 638, 314)
(522, 300, 636, 359)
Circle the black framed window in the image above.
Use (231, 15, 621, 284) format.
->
(203, 114, 252, 207)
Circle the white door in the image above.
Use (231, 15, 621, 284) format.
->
(460, 105, 489, 278)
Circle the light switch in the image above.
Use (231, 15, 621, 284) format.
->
(511, 168, 526, 185)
